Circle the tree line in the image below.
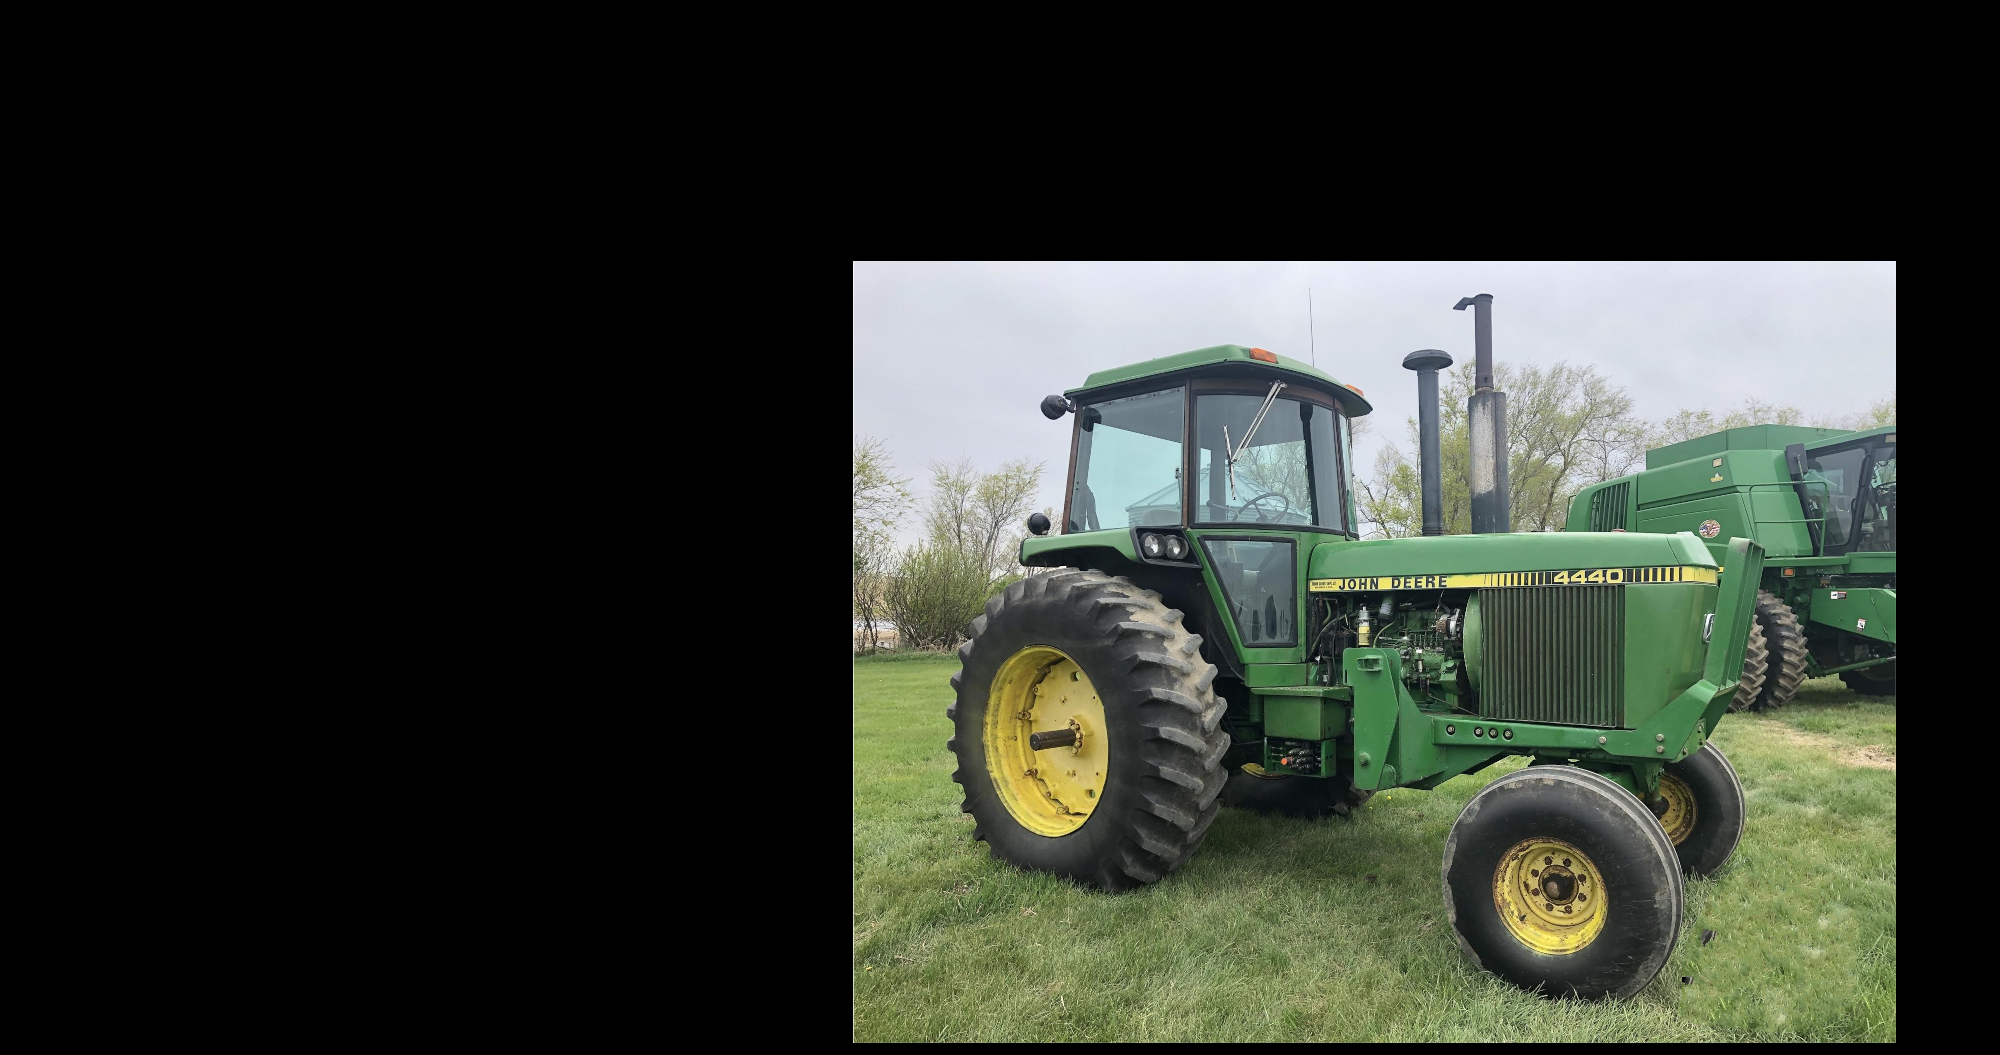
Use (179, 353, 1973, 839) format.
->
(854, 437, 1049, 652)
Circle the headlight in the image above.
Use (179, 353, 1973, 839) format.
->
(1141, 533, 1164, 558)
(1165, 536, 1188, 559)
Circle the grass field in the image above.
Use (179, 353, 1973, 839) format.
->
(853, 653, 1895, 1042)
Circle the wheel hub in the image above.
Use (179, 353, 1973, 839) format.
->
(984, 646, 1109, 836)
(1656, 772, 1697, 845)
(1492, 839, 1607, 954)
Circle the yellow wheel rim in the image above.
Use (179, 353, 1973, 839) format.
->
(1492, 838, 1607, 955)
(983, 646, 1109, 837)
(1656, 773, 1697, 846)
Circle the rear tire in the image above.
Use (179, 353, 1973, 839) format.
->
(1751, 591, 1808, 711)
(946, 568, 1231, 891)
(1221, 764, 1371, 819)
(1656, 743, 1747, 878)
(1840, 663, 1896, 696)
(1442, 766, 1683, 1001)
(1727, 621, 1770, 713)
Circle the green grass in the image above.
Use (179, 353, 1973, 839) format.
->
(854, 656, 1895, 1042)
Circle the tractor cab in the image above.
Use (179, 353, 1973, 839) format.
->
(1038, 344, 1369, 653)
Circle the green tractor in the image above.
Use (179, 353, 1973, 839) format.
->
(947, 331, 1768, 1001)
(1567, 423, 1896, 706)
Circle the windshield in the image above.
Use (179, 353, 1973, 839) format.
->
(1069, 388, 1184, 532)
(1807, 436, 1895, 554)
(1193, 393, 1347, 530)
(1857, 438, 1895, 552)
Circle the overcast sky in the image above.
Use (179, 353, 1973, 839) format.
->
(854, 261, 1896, 548)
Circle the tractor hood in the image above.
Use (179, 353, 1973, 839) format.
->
(1309, 531, 1718, 582)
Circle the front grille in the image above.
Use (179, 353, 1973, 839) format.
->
(1588, 482, 1629, 531)
(1479, 585, 1624, 728)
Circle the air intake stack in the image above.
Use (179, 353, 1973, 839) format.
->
(1454, 293, 1511, 534)
(1402, 348, 1453, 536)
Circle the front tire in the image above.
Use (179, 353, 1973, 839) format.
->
(946, 569, 1231, 891)
(1442, 766, 1684, 1000)
(1655, 743, 1747, 877)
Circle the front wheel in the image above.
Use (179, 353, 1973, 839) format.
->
(1655, 742, 1747, 877)
(1442, 766, 1684, 1000)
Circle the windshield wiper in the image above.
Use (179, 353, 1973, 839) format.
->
(1223, 381, 1287, 500)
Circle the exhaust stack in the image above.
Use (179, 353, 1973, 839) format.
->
(1402, 349, 1454, 536)
(1454, 293, 1510, 534)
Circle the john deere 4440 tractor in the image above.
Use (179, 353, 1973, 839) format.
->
(947, 342, 1766, 1000)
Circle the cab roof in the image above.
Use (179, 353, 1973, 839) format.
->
(1645, 422, 1896, 470)
(1063, 344, 1374, 417)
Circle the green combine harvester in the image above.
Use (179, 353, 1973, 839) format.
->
(1567, 423, 1896, 706)
(947, 296, 1769, 1000)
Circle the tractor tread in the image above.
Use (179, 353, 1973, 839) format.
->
(1751, 591, 1809, 711)
(946, 568, 1230, 891)
(1728, 621, 1769, 713)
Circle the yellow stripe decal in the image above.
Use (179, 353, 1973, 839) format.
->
(1307, 566, 1718, 592)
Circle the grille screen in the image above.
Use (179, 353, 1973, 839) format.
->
(1479, 586, 1624, 728)
(1587, 482, 1629, 531)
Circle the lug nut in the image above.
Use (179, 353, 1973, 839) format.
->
(1656, 734, 1666, 742)
(1447, 725, 1456, 735)
(1598, 736, 1607, 745)
(1657, 746, 1665, 753)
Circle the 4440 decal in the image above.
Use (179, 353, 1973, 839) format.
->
(1308, 566, 1719, 592)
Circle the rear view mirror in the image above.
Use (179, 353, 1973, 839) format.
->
(1784, 442, 1808, 479)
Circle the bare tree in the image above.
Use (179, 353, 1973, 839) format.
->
(924, 457, 1046, 586)
(854, 436, 912, 653)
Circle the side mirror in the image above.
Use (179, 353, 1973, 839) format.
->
(1040, 395, 1072, 420)
(1784, 442, 1807, 479)
(1027, 512, 1051, 536)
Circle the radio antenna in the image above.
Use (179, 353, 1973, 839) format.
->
(1308, 287, 1316, 366)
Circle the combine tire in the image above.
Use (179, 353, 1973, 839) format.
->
(1727, 622, 1769, 713)
(1750, 591, 1809, 711)
(946, 568, 1231, 891)
(1221, 764, 1372, 819)
(1442, 766, 1684, 1001)
(1654, 743, 1747, 878)
(1840, 663, 1896, 696)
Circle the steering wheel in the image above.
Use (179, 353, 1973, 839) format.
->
(1231, 492, 1292, 523)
